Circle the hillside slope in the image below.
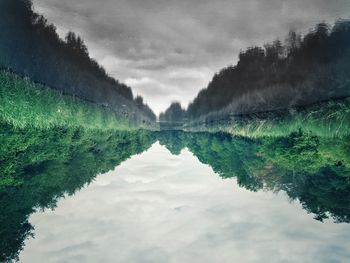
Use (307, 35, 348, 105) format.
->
(0, 0, 156, 123)
(186, 21, 350, 120)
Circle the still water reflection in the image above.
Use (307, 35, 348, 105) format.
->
(1, 125, 350, 262)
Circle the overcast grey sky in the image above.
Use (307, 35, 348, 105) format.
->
(33, 0, 350, 114)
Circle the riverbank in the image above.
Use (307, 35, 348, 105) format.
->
(0, 70, 156, 130)
(183, 98, 350, 137)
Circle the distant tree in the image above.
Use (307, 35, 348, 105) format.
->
(285, 30, 302, 54)
(135, 95, 144, 106)
(65, 32, 89, 57)
(238, 46, 265, 67)
(159, 102, 186, 122)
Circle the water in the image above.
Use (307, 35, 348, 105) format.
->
(1, 126, 350, 262)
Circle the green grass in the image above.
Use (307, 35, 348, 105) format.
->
(185, 99, 350, 138)
(0, 70, 132, 130)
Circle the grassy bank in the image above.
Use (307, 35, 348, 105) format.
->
(0, 70, 134, 130)
(184, 98, 350, 138)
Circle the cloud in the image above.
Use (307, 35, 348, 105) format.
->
(32, 0, 350, 114)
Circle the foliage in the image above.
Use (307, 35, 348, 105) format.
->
(0, 0, 156, 122)
(1, 124, 350, 261)
(0, 70, 137, 130)
(185, 21, 350, 119)
(184, 98, 350, 138)
(159, 102, 186, 123)
(0, 123, 156, 262)
(158, 131, 350, 223)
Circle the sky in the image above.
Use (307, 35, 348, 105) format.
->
(32, 0, 350, 114)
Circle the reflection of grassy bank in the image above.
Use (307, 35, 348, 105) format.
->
(158, 130, 350, 223)
(0, 71, 133, 130)
(184, 98, 350, 137)
(0, 123, 156, 262)
(0, 123, 156, 189)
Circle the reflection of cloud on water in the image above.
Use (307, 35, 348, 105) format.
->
(21, 143, 350, 263)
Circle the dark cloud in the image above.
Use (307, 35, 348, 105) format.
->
(33, 0, 350, 114)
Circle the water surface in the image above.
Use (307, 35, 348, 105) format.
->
(1, 126, 350, 263)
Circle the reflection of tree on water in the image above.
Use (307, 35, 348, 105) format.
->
(1, 126, 350, 262)
(158, 130, 350, 223)
(0, 124, 156, 262)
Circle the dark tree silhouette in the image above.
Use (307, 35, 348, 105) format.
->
(186, 21, 350, 120)
(159, 102, 186, 122)
(0, 0, 156, 122)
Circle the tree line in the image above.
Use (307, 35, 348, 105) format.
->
(160, 20, 350, 122)
(0, 0, 156, 122)
(159, 102, 186, 122)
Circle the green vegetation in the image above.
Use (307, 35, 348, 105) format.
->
(0, 123, 156, 261)
(1, 123, 349, 261)
(0, 0, 156, 122)
(158, 131, 350, 223)
(0, 70, 140, 130)
(2, 1, 349, 261)
(184, 98, 350, 138)
(159, 102, 186, 123)
(159, 21, 350, 125)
